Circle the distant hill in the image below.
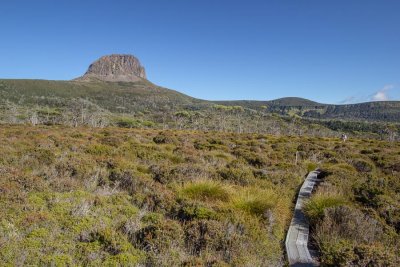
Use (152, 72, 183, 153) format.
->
(215, 97, 323, 112)
(267, 97, 322, 107)
(218, 97, 400, 123)
(217, 97, 321, 108)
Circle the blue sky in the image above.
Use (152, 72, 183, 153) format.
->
(0, 0, 399, 104)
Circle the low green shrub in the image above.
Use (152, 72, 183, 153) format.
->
(153, 132, 177, 144)
(218, 163, 255, 185)
(115, 117, 141, 128)
(179, 204, 217, 220)
(353, 179, 384, 208)
(319, 239, 355, 266)
(85, 144, 111, 155)
(305, 161, 318, 172)
(352, 159, 374, 173)
(232, 149, 268, 168)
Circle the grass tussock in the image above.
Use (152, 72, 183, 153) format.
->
(233, 188, 277, 217)
(180, 180, 231, 202)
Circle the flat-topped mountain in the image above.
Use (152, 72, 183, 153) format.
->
(76, 54, 147, 82)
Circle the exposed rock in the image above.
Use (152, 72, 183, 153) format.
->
(76, 54, 146, 82)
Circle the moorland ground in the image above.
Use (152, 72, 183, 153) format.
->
(0, 125, 399, 266)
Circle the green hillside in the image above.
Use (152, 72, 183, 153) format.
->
(0, 79, 399, 140)
(0, 79, 207, 113)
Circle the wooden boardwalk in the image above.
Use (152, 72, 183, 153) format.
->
(285, 170, 320, 266)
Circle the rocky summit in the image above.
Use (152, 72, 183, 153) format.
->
(76, 54, 146, 82)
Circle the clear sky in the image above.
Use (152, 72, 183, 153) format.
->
(0, 0, 399, 104)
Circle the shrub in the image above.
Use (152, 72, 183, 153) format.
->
(218, 163, 255, 185)
(103, 253, 144, 266)
(46, 255, 74, 267)
(153, 132, 177, 144)
(316, 206, 383, 245)
(319, 239, 355, 266)
(177, 204, 217, 220)
(316, 208, 397, 266)
(194, 140, 219, 151)
(391, 162, 400, 172)
(184, 220, 225, 255)
(352, 159, 374, 173)
(31, 148, 55, 165)
(353, 179, 384, 208)
(132, 219, 184, 253)
(149, 164, 172, 184)
(100, 136, 122, 147)
(142, 120, 155, 127)
(232, 149, 268, 168)
(85, 144, 111, 155)
(352, 243, 399, 266)
(141, 212, 163, 225)
(305, 161, 318, 172)
(360, 149, 373, 154)
(115, 117, 140, 128)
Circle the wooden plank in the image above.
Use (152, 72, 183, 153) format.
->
(285, 171, 320, 266)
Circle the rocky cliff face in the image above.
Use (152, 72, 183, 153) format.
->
(76, 54, 146, 82)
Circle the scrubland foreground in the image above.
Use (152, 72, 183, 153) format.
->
(0, 125, 399, 266)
